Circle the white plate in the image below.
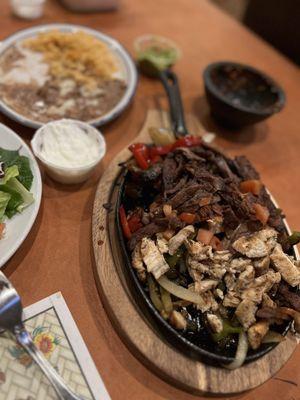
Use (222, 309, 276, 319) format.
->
(0, 124, 42, 267)
(0, 23, 138, 128)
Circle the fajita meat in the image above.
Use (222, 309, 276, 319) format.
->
(278, 283, 300, 311)
(120, 136, 300, 363)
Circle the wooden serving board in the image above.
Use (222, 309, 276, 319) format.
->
(92, 109, 297, 395)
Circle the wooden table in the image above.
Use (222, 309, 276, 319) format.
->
(1, 0, 300, 399)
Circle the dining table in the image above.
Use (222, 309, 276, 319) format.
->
(1, 0, 300, 399)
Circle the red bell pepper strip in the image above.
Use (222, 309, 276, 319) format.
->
(150, 155, 162, 164)
(149, 144, 173, 158)
(129, 136, 202, 169)
(128, 213, 143, 233)
(128, 143, 150, 170)
(119, 205, 132, 239)
(133, 151, 149, 170)
(172, 135, 202, 149)
(129, 143, 149, 158)
(149, 136, 201, 159)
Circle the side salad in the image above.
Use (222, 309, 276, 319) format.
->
(0, 147, 34, 239)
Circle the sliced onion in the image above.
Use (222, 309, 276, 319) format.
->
(262, 331, 285, 344)
(157, 276, 206, 306)
(149, 126, 175, 146)
(173, 300, 192, 308)
(223, 331, 248, 370)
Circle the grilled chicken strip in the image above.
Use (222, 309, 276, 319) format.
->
(271, 244, 300, 287)
(168, 225, 195, 255)
(132, 243, 146, 282)
(140, 237, 169, 280)
(235, 299, 258, 329)
(247, 321, 269, 350)
(232, 228, 277, 258)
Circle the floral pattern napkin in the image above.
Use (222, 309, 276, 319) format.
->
(0, 293, 110, 400)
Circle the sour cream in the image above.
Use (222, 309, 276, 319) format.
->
(39, 120, 100, 168)
(31, 119, 106, 184)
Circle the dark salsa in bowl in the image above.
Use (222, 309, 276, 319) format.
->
(118, 129, 300, 368)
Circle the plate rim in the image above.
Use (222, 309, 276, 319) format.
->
(0, 23, 138, 128)
(0, 123, 42, 268)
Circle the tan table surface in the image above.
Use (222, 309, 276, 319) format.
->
(1, 0, 300, 399)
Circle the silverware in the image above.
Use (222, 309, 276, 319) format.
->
(0, 271, 83, 400)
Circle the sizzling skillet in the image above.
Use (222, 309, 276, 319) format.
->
(113, 70, 299, 367)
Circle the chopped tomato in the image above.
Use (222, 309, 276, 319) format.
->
(253, 203, 269, 225)
(197, 228, 214, 245)
(119, 205, 132, 239)
(129, 143, 150, 170)
(127, 213, 143, 233)
(179, 212, 196, 224)
(0, 223, 5, 239)
(240, 180, 262, 196)
(172, 135, 202, 149)
(210, 236, 223, 251)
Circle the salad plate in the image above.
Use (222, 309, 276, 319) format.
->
(0, 123, 42, 268)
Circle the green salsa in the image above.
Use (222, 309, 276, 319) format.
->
(136, 37, 180, 76)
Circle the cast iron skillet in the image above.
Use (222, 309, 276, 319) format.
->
(113, 70, 293, 367)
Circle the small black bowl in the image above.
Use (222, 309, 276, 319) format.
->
(203, 61, 286, 128)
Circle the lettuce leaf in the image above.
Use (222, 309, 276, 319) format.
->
(0, 148, 19, 166)
(0, 184, 23, 219)
(0, 191, 11, 221)
(5, 177, 34, 211)
(0, 148, 33, 190)
(13, 156, 33, 190)
(0, 148, 34, 220)
(0, 165, 19, 185)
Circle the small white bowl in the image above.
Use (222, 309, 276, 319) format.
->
(31, 119, 106, 184)
(11, 0, 46, 20)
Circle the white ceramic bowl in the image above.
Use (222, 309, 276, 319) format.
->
(10, 0, 46, 19)
(31, 119, 106, 184)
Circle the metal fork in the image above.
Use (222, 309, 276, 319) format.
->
(0, 271, 83, 400)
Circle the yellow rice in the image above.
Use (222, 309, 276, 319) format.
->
(24, 30, 118, 87)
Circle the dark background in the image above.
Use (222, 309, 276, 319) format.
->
(211, 0, 300, 65)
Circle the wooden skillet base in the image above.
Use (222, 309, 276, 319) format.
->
(92, 109, 297, 395)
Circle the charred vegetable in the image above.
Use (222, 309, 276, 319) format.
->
(287, 231, 300, 246)
(212, 320, 242, 342)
